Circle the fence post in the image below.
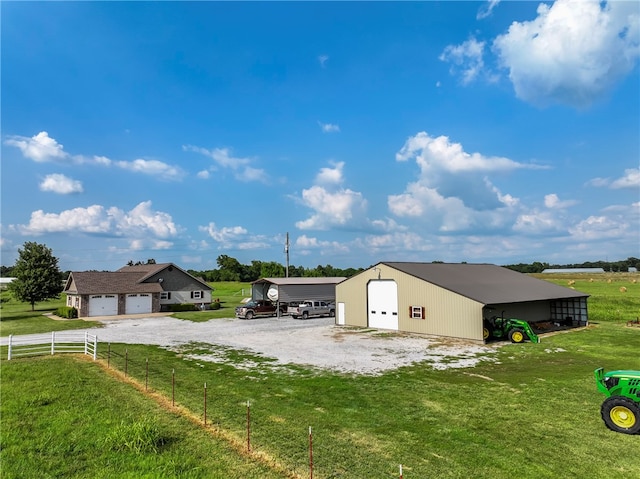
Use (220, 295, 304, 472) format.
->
(246, 400, 251, 452)
(309, 426, 314, 479)
(7, 334, 12, 360)
(93, 336, 97, 360)
(51, 331, 55, 355)
(399, 464, 403, 479)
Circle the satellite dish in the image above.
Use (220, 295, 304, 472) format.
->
(267, 285, 279, 301)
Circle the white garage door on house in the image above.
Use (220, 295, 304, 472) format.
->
(367, 280, 399, 330)
(125, 293, 152, 314)
(89, 295, 118, 317)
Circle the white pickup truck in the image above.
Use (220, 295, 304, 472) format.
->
(288, 300, 335, 319)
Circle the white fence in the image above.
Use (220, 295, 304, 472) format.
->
(6, 331, 97, 360)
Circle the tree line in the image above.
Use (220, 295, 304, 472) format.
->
(503, 257, 640, 274)
(2, 242, 638, 310)
(186, 254, 365, 282)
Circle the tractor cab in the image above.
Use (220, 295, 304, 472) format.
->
(483, 310, 540, 343)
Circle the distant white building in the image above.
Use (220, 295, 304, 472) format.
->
(0, 277, 16, 289)
(541, 268, 605, 274)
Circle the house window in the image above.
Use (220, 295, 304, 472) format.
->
(161, 292, 171, 300)
(192, 291, 202, 300)
(410, 306, 425, 319)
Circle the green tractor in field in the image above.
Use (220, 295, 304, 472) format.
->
(594, 368, 640, 435)
(483, 311, 540, 343)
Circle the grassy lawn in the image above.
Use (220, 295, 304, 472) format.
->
(0, 292, 92, 337)
(2, 276, 639, 478)
(172, 281, 252, 321)
(0, 356, 288, 479)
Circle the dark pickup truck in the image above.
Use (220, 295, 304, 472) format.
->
(235, 300, 281, 320)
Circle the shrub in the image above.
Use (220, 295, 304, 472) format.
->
(167, 303, 198, 312)
(55, 306, 78, 319)
(211, 301, 221, 310)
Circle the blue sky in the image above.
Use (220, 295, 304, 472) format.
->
(2, 0, 639, 272)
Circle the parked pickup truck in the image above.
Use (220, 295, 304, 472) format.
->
(288, 300, 335, 319)
(235, 300, 282, 320)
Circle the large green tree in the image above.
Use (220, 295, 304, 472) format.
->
(9, 242, 63, 310)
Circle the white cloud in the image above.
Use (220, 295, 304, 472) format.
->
(316, 161, 344, 185)
(296, 185, 368, 230)
(39, 174, 84, 194)
(240, 166, 267, 182)
(587, 167, 640, 189)
(110, 201, 178, 238)
(184, 144, 268, 182)
(197, 170, 210, 179)
(199, 222, 247, 243)
(115, 159, 185, 181)
(5, 131, 68, 162)
(199, 222, 270, 250)
(439, 37, 488, 85)
(390, 132, 545, 230)
(318, 121, 340, 133)
(318, 54, 329, 68)
(544, 193, 578, 209)
(611, 168, 640, 189)
(15, 201, 178, 240)
(294, 234, 349, 255)
(493, 0, 640, 107)
(477, 0, 501, 20)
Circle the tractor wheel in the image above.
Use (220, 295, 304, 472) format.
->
(509, 328, 525, 343)
(483, 321, 493, 341)
(601, 396, 640, 434)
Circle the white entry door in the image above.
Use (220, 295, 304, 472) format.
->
(89, 295, 118, 316)
(337, 302, 345, 325)
(367, 280, 399, 330)
(125, 293, 152, 314)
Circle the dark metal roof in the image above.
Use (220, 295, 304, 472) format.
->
(382, 262, 589, 304)
(253, 277, 346, 285)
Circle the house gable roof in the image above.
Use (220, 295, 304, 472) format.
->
(64, 271, 163, 295)
(116, 263, 211, 290)
(65, 262, 211, 295)
(381, 262, 589, 304)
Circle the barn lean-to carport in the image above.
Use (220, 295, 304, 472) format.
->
(251, 277, 345, 316)
(335, 262, 590, 343)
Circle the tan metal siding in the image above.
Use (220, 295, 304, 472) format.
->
(336, 264, 485, 341)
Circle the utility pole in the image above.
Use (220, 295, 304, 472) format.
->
(285, 232, 290, 278)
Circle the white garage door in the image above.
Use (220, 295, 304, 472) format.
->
(367, 280, 399, 330)
(125, 294, 152, 314)
(89, 295, 118, 317)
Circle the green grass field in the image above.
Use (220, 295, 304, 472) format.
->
(2, 276, 639, 478)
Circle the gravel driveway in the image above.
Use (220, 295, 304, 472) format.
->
(5, 315, 498, 375)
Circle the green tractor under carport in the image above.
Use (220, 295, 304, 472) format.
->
(483, 312, 540, 343)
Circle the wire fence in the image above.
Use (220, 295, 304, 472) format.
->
(5, 336, 407, 478)
(98, 343, 408, 478)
